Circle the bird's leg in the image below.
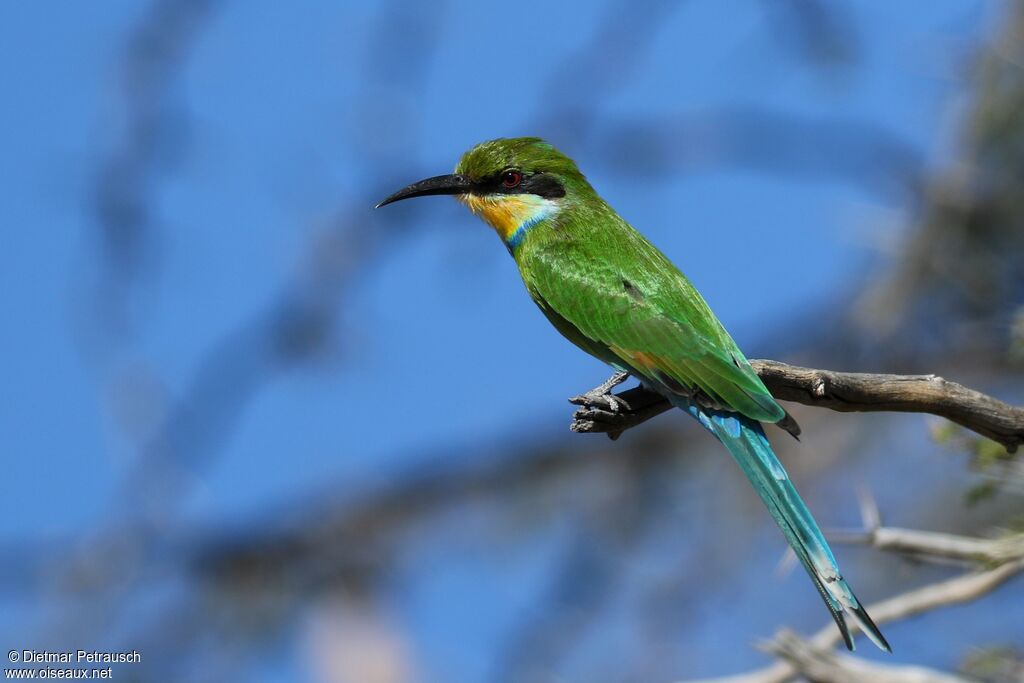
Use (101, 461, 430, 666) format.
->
(568, 374, 673, 440)
(569, 371, 634, 440)
(569, 371, 631, 413)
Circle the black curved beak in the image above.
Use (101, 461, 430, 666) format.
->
(375, 174, 474, 208)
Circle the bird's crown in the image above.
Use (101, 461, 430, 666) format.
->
(454, 137, 593, 202)
(456, 137, 580, 179)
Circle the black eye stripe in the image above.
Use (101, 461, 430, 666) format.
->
(472, 170, 566, 199)
(521, 173, 566, 199)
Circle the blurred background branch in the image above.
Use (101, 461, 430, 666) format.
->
(3, 1, 1023, 682)
(685, 559, 1024, 683)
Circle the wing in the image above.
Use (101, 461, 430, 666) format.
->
(521, 225, 785, 424)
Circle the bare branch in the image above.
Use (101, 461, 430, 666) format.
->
(681, 502, 1024, 683)
(853, 559, 1024, 630)
(831, 525, 1024, 567)
(765, 630, 971, 683)
(826, 489, 1024, 567)
(571, 360, 1024, 452)
(679, 559, 1024, 683)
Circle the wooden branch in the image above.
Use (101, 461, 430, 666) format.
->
(825, 487, 1024, 567)
(838, 525, 1024, 565)
(765, 630, 971, 683)
(570, 359, 1024, 452)
(678, 558, 1024, 683)
(679, 493, 1024, 683)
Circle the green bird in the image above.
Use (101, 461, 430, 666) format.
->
(377, 137, 890, 652)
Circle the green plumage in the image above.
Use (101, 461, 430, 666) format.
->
(459, 138, 783, 421)
(380, 136, 890, 652)
(518, 202, 784, 421)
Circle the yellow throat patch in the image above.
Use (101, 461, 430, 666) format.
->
(461, 194, 557, 245)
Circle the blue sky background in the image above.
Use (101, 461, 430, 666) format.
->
(1, 2, 1019, 682)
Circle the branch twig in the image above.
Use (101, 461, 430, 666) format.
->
(680, 490, 1024, 683)
(570, 360, 1024, 452)
(835, 527, 1024, 569)
(765, 630, 971, 683)
(679, 559, 1024, 683)
(826, 487, 1024, 567)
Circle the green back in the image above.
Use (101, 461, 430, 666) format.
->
(453, 137, 783, 423)
(515, 184, 784, 423)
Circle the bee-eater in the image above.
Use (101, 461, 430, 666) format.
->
(377, 137, 890, 652)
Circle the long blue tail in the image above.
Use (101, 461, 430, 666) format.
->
(674, 398, 891, 652)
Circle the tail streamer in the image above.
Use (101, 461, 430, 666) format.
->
(673, 397, 891, 652)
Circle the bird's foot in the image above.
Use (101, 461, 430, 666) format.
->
(569, 371, 633, 440)
(568, 374, 672, 440)
(569, 371, 631, 413)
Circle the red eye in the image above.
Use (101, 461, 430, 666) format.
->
(501, 170, 523, 188)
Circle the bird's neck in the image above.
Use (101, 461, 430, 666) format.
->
(461, 195, 560, 250)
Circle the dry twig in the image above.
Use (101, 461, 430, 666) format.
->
(764, 630, 971, 683)
(678, 559, 1024, 683)
(678, 487, 1024, 683)
(829, 488, 1024, 567)
(571, 360, 1024, 452)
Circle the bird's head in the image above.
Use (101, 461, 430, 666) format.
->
(376, 137, 592, 247)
